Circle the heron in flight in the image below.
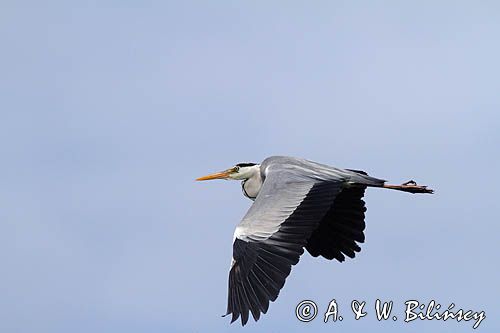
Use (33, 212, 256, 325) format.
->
(196, 156, 433, 326)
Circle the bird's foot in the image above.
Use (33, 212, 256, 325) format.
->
(383, 180, 434, 194)
(398, 180, 434, 194)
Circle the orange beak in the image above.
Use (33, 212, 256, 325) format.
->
(196, 169, 234, 181)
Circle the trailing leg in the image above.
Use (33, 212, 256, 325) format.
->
(382, 180, 434, 194)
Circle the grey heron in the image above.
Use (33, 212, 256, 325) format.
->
(196, 156, 433, 326)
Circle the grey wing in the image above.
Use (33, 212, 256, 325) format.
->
(234, 156, 373, 241)
(225, 161, 345, 325)
(263, 156, 386, 186)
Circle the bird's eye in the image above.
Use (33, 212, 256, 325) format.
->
(234, 166, 240, 172)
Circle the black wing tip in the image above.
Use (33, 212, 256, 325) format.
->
(230, 312, 239, 324)
(225, 311, 260, 326)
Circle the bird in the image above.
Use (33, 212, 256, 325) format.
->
(196, 156, 433, 326)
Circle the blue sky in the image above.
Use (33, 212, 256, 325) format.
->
(1, 1, 499, 332)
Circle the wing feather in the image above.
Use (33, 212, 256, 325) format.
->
(226, 160, 345, 325)
(305, 185, 367, 262)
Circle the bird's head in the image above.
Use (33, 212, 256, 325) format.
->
(196, 163, 260, 181)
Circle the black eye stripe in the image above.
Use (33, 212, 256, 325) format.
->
(235, 163, 256, 167)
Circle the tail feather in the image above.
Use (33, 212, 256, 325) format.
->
(345, 168, 386, 187)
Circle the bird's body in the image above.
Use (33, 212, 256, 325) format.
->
(196, 156, 433, 326)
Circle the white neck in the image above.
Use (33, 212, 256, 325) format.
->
(238, 165, 262, 200)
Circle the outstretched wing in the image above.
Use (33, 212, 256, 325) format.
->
(305, 185, 367, 261)
(225, 160, 345, 325)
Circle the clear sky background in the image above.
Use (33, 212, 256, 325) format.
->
(1, 1, 499, 332)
